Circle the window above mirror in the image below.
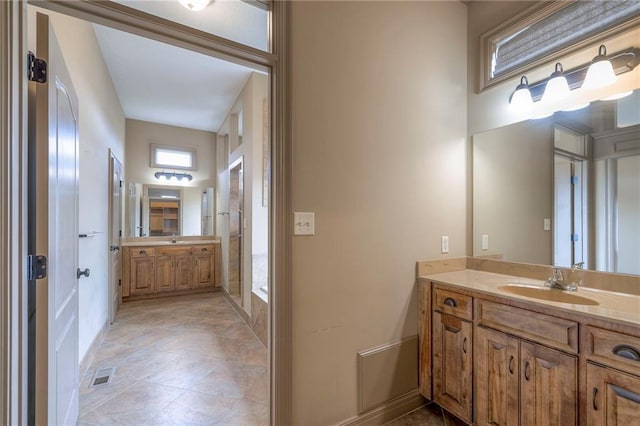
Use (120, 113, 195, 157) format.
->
(150, 144, 197, 170)
(480, 0, 640, 91)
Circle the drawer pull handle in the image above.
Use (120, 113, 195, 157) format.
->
(592, 387, 598, 411)
(508, 356, 514, 374)
(462, 337, 468, 354)
(140, 250, 146, 255)
(612, 384, 640, 404)
(524, 361, 530, 381)
(201, 248, 207, 252)
(612, 344, 640, 361)
(443, 297, 457, 307)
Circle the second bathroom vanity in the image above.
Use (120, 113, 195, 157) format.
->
(121, 239, 221, 301)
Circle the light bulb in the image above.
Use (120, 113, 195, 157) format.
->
(510, 76, 533, 111)
(542, 63, 570, 105)
(583, 45, 616, 90)
(178, 0, 210, 11)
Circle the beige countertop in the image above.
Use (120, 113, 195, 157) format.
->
(122, 239, 220, 247)
(420, 269, 640, 328)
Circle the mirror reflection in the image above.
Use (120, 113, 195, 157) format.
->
(473, 89, 640, 275)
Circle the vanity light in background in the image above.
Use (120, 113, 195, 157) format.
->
(154, 171, 193, 182)
(601, 90, 633, 101)
(509, 76, 533, 111)
(177, 0, 210, 11)
(541, 62, 570, 104)
(582, 45, 616, 90)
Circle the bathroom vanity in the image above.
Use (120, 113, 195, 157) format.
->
(418, 265, 640, 425)
(121, 240, 221, 301)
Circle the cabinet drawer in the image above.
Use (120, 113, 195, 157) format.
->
(476, 299, 578, 353)
(433, 287, 472, 320)
(129, 247, 155, 257)
(192, 244, 216, 254)
(585, 326, 640, 376)
(157, 246, 191, 256)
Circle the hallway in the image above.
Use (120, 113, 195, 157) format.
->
(77, 293, 268, 425)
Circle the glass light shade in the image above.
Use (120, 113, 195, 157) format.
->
(509, 76, 533, 111)
(601, 90, 633, 101)
(582, 45, 616, 90)
(178, 0, 210, 11)
(542, 64, 570, 104)
(583, 60, 616, 89)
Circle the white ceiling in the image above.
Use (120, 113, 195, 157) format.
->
(93, 0, 268, 132)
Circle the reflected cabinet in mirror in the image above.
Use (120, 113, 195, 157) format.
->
(125, 183, 215, 238)
(473, 89, 639, 276)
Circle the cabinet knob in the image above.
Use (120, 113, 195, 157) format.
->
(592, 387, 598, 411)
(508, 355, 514, 374)
(462, 337, 468, 354)
(443, 297, 457, 307)
(524, 361, 531, 381)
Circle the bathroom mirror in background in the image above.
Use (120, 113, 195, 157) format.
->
(125, 183, 215, 238)
(473, 89, 640, 276)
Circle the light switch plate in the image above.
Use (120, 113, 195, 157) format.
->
(544, 218, 551, 231)
(441, 236, 449, 254)
(294, 212, 315, 236)
(482, 234, 489, 250)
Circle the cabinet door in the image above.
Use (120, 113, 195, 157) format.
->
(587, 363, 640, 425)
(475, 327, 519, 426)
(175, 256, 193, 290)
(193, 254, 214, 288)
(129, 257, 155, 295)
(520, 341, 577, 425)
(432, 311, 473, 423)
(155, 255, 176, 292)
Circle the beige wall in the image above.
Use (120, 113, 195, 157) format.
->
(29, 8, 126, 362)
(291, 1, 467, 423)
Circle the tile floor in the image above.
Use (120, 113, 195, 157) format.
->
(385, 403, 469, 426)
(78, 292, 268, 426)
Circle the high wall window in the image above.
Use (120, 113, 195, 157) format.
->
(150, 144, 197, 170)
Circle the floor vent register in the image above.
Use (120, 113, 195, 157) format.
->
(90, 367, 116, 387)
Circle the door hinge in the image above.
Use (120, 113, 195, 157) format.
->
(27, 255, 47, 280)
(119, 180, 123, 188)
(571, 175, 579, 185)
(27, 52, 47, 83)
(118, 279, 121, 287)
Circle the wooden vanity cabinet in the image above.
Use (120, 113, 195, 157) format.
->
(123, 243, 219, 300)
(432, 288, 473, 423)
(586, 363, 640, 425)
(128, 248, 155, 296)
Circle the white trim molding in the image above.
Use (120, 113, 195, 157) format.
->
(0, 0, 29, 424)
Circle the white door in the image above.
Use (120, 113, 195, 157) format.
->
(34, 13, 80, 426)
(109, 152, 122, 323)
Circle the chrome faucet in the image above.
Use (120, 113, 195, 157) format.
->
(545, 268, 578, 291)
(571, 261, 584, 269)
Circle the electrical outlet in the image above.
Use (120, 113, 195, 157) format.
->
(544, 218, 551, 231)
(294, 212, 315, 236)
(482, 234, 489, 250)
(441, 236, 449, 254)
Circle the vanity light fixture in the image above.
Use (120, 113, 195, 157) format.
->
(582, 45, 616, 90)
(509, 76, 533, 110)
(154, 171, 193, 182)
(177, 0, 210, 11)
(508, 46, 640, 111)
(541, 63, 570, 104)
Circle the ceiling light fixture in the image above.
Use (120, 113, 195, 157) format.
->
(542, 62, 570, 104)
(178, 0, 210, 12)
(582, 45, 617, 90)
(154, 171, 193, 182)
(509, 76, 533, 111)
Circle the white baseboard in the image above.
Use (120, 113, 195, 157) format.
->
(79, 320, 109, 379)
(338, 390, 426, 426)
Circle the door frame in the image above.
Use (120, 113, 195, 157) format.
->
(1, 1, 292, 424)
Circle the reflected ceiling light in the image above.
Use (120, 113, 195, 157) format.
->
(601, 90, 633, 101)
(542, 63, 570, 104)
(509, 76, 533, 110)
(583, 45, 616, 90)
(154, 171, 193, 182)
(561, 102, 590, 112)
(178, 0, 210, 11)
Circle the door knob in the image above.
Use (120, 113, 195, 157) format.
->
(109, 245, 120, 252)
(77, 268, 90, 279)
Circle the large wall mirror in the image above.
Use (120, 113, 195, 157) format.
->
(473, 89, 639, 276)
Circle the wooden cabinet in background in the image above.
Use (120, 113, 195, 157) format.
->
(586, 363, 640, 425)
(432, 288, 473, 423)
(122, 243, 220, 300)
